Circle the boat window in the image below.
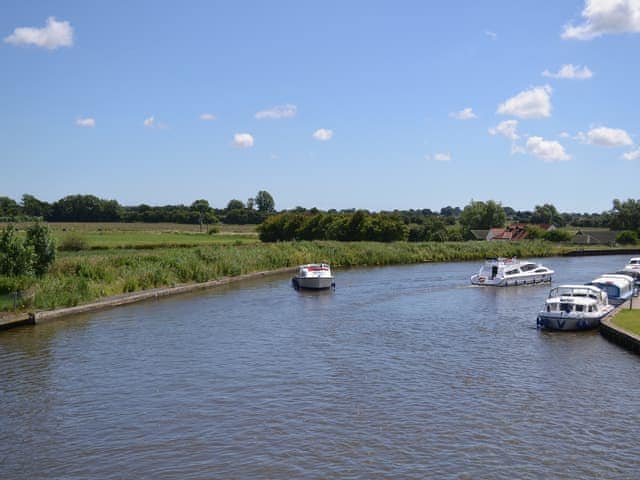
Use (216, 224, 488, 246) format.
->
(520, 264, 536, 272)
(575, 305, 584, 312)
(560, 303, 573, 313)
(534, 268, 547, 273)
(505, 269, 519, 276)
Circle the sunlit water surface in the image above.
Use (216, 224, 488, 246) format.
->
(2, 255, 639, 479)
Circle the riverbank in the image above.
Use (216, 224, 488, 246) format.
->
(600, 300, 640, 355)
(1, 240, 566, 315)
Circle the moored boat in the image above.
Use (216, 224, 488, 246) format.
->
(586, 274, 635, 306)
(292, 263, 335, 290)
(537, 285, 613, 331)
(623, 257, 640, 272)
(470, 257, 553, 286)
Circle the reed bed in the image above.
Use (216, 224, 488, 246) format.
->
(2, 240, 567, 311)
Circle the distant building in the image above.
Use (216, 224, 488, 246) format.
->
(572, 229, 620, 246)
(480, 223, 555, 241)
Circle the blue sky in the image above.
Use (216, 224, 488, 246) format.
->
(1, 0, 639, 212)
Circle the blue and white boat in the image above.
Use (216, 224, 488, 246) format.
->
(537, 285, 613, 331)
(586, 274, 635, 306)
(470, 257, 553, 286)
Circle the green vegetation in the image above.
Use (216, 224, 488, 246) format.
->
(616, 230, 638, 245)
(611, 309, 640, 336)
(0, 224, 569, 312)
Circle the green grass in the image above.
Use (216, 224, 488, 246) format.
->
(0, 239, 570, 312)
(611, 309, 640, 336)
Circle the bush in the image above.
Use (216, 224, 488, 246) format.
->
(0, 225, 34, 276)
(25, 222, 56, 275)
(59, 232, 88, 251)
(207, 226, 220, 235)
(543, 229, 573, 242)
(616, 230, 638, 245)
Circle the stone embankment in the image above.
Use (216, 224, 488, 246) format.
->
(600, 297, 640, 354)
(0, 267, 296, 331)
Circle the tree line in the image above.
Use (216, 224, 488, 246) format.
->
(0, 191, 276, 225)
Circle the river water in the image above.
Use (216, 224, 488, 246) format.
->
(1, 254, 639, 479)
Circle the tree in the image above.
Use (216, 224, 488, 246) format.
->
(25, 222, 56, 276)
(531, 203, 563, 226)
(610, 198, 640, 231)
(0, 225, 34, 276)
(22, 194, 51, 218)
(459, 200, 506, 234)
(226, 199, 245, 210)
(0, 197, 21, 217)
(255, 190, 275, 212)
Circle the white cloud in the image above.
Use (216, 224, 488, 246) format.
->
(4, 17, 73, 49)
(558, 131, 571, 138)
(143, 116, 155, 128)
(200, 113, 216, 121)
(562, 0, 640, 40)
(233, 133, 254, 148)
(434, 152, 451, 161)
(580, 126, 633, 147)
(542, 64, 593, 79)
(497, 85, 553, 119)
(75, 117, 95, 128)
(526, 136, 571, 162)
(485, 30, 497, 39)
(489, 120, 519, 140)
(312, 128, 333, 141)
(622, 149, 640, 160)
(449, 107, 477, 120)
(254, 104, 297, 120)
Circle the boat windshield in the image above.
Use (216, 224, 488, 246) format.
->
(549, 287, 598, 299)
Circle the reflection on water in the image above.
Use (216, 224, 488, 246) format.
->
(1, 255, 640, 479)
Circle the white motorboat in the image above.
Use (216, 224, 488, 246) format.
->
(586, 274, 635, 306)
(537, 285, 614, 331)
(470, 257, 553, 286)
(623, 257, 640, 272)
(292, 263, 334, 290)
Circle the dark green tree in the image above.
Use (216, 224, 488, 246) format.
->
(255, 190, 275, 213)
(25, 222, 56, 276)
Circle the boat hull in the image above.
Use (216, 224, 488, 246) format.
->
(293, 276, 334, 290)
(536, 310, 612, 331)
(471, 273, 552, 287)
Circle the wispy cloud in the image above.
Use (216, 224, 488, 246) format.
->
(497, 85, 553, 119)
(622, 149, 640, 160)
(526, 136, 571, 162)
(312, 128, 333, 141)
(75, 117, 95, 128)
(489, 120, 519, 141)
(449, 107, 477, 120)
(233, 133, 254, 148)
(254, 104, 297, 120)
(485, 30, 497, 40)
(542, 64, 593, 79)
(143, 116, 156, 128)
(4, 17, 73, 49)
(434, 152, 451, 162)
(562, 0, 640, 40)
(199, 113, 216, 121)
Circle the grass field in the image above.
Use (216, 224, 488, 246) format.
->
(611, 309, 640, 336)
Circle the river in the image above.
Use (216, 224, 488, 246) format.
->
(1, 254, 639, 479)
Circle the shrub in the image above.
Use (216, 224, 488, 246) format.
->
(207, 226, 220, 235)
(25, 222, 56, 276)
(0, 225, 34, 276)
(543, 229, 573, 242)
(616, 230, 638, 245)
(59, 232, 88, 251)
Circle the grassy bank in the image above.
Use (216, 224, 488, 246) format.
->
(611, 309, 640, 336)
(1, 239, 568, 312)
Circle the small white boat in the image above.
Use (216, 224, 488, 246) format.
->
(470, 257, 553, 286)
(586, 274, 635, 306)
(623, 257, 640, 272)
(537, 285, 614, 331)
(292, 263, 334, 290)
